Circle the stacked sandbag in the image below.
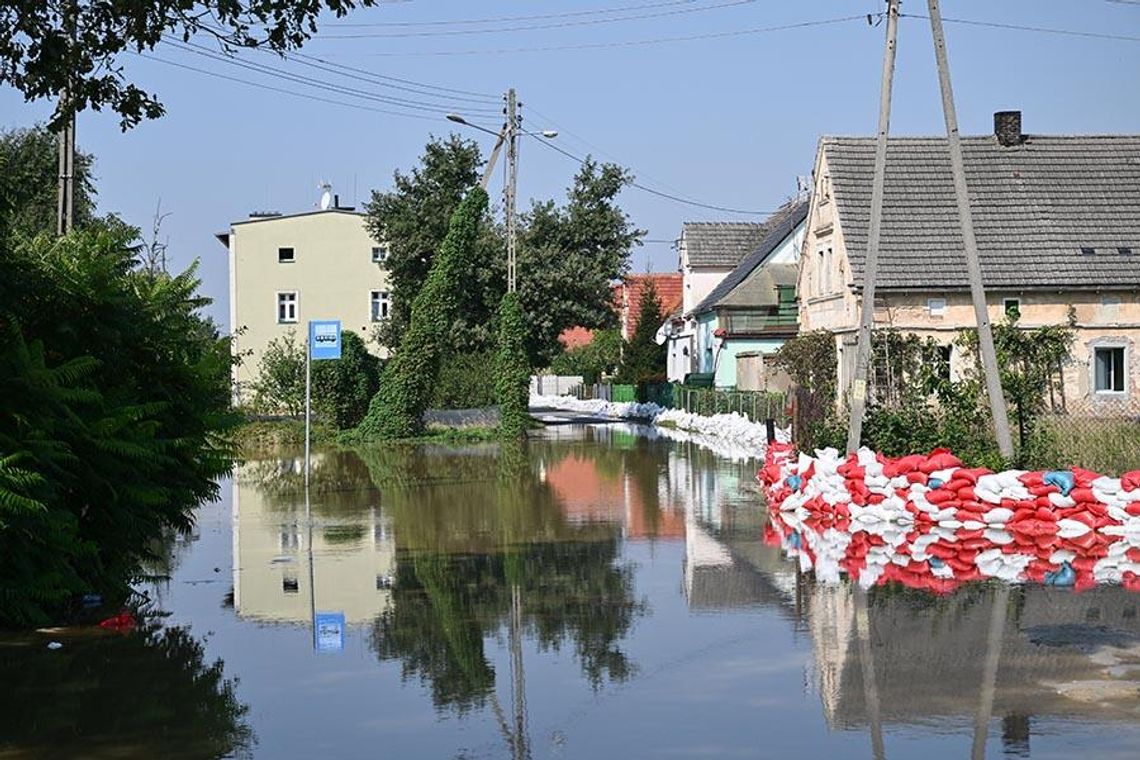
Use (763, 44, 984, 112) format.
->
(760, 442, 1140, 593)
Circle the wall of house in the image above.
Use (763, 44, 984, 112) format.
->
(715, 339, 787, 388)
(666, 328, 694, 383)
(696, 312, 718, 374)
(228, 211, 390, 399)
(684, 268, 734, 315)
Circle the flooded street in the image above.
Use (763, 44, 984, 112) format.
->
(3, 425, 1139, 759)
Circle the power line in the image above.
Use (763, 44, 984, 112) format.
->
(529, 136, 775, 217)
(286, 51, 499, 102)
(900, 12, 1140, 43)
(160, 39, 501, 115)
(331, 0, 703, 27)
(319, 0, 757, 39)
(341, 14, 869, 56)
(137, 54, 439, 122)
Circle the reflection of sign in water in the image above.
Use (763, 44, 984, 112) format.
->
(309, 320, 342, 361)
(314, 612, 346, 652)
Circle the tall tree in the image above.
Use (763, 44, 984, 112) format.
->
(617, 280, 666, 383)
(363, 135, 504, 351)
(0, 1, 377, 129)
(0, 125, 95, 240)
(518, 158, 644, 367)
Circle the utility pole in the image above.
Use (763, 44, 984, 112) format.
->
(56, 4, 77, 237)
(505, 87, 519, 293)
(846, 0, 901, 455)
(927, 0, 1014, 459)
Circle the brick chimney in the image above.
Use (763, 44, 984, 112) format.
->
(994, 111, 1023, 147)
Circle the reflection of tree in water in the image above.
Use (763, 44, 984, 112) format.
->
(0, 622, 254, 758)
(363, 440, 646, 714)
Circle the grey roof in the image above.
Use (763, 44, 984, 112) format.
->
(690, 199, 809, 315)
(682, 222, 771, 268)
(823, 135, 1140, 290)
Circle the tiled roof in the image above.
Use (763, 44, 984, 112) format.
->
(823, 135, 1140, 290)
(682, 222, 771, 268)
(691, 199, 809, 315)
(621, 273, 683, 340)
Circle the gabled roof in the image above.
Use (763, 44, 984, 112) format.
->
(690, 199, 809, 316)
(822, 135, 1140, 290)
(682, 221, 772, 268)
(621, 273, 683, 340)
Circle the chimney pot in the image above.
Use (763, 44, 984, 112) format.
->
(333, 194, 340, 208)
(994, 110, 1022, 147)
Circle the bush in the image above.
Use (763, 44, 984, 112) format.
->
(312, 331, 382, 429)
(0, 226, 236, 625)
(249, 330, 305, 417)
(432, 350, 497, 409)
(549, 328, 621, 385)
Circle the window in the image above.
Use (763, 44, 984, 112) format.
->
(1003, 298, 1021, 319)
(370, 290, 390, 322)
(278, 247, 295, 263)
(938, 345, 953, 382)
(1080, 246, 1096, 256)
(1094, 346, 1125, 393)
(817, 249, 828, 294)
(927, 298, 947, 318)
(371, 245, 389, 264)
(277, 291, 298, 323)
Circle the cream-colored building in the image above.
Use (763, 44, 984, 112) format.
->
(799, 113, 1140, 413)
(217, 205, 391, 401)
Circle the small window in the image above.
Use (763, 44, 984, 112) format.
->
(370, 290, 390, 322)
(278, 247, 295, 263)
(1094, 347, 1125, 394)
(1080, 246, 1095, 256)
(1003, 298, 1021, 319)
(938, 344, 952, 381)
(282, 576, 299, 594)
(371, 245, 389, 264)
(927, 298, 947, 317)
(1120, 247, 1133, 256)
(277, 291, 298, 323)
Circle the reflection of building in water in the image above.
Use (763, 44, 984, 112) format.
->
(807, 583, 1140, 738)
(232, 457, 395, 625)
(543, 434, 685, 542)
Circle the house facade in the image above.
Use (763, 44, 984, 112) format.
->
(218, 205, 391, 401)
(689, 200, 808, 389)
(798, 113, 1140, 413)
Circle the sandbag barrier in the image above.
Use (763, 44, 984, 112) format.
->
(759, 443, 1140, 593)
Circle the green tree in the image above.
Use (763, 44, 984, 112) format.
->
(616, 280, 665, 383)
(248, 330, 306, 417)
(312, 330, 383, 429)
(0, 0, 377, 129)
(0, 125, 96, 241)
(549, 328, 622, 384)
(363, 135, 504, 351)
(518, 158, 645, 367)
(357, 188, 488, 439)
(0, 225, 237, 625)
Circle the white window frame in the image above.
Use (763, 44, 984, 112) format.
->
(1003, 297, 1020, 318)
(371, 245, 389, 264)
(278, 246, 295, 264)
(277, 291, 298, 323)
(370, 290, 390, 322)
(927, 297, 947, 318)
(1092, 343, 1127, 396)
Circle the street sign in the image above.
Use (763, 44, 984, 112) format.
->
(314, 611, 345, 653)
(309, 320, 342, 361)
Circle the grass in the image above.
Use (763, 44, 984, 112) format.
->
(1036, 416, 1140, 475)
(233, 417, 508, 458)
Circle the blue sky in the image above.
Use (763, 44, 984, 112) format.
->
(3, 0, 1138, 328)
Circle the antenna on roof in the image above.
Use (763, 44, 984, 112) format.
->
(318, 181, 332, 210)
(796, 175, 809, 197)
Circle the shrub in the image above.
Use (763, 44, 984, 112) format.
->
(312, 331, 382, 429)
(249, 330, 305, 417)
(432, 350, 497, 409)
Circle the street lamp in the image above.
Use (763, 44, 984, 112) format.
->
(446, 112, 557, 140)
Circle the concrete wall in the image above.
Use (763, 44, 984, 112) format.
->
(716, 340, 788, 388)
(530, 375, 584, 396)
(228, 210, 390, 400)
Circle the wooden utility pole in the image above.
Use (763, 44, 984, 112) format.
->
(846, 0, 901, 455)
(927, 0, 1015, 459)
(505, 88, 519, 293)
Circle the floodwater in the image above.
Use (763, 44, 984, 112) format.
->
(2, 424, 1139, 759)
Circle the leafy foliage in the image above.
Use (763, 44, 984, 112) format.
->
(549, 328, 622, 385)
(517, 158, 645, 367)
(0, 125, 95, 242)
(0, 0, 378, 129)
(495, 292, 531, 439)
(770, 329, 838, 401)
(248, 330, 306, 417)
(0, 225, 236, 625)
(357, 188, 489, 439)
(312, 330, 383, 429)
(364, 136, 503, 351)
(616, 280, 665, 383)
(431, 350, 497, 409)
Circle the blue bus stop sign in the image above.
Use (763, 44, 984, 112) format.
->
(309, 320, 342, 361)
(314, 612, 346, 653)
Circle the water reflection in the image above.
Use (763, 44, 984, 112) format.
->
(0, 622, 254, 759)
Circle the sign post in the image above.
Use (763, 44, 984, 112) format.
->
(304, 320, 341, 652)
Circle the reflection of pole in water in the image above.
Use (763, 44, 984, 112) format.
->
(306, 482, 316, 643)
(854, 590, 886, 760)
(510, 583, 531, 760)
(971, 585, 1011, 760)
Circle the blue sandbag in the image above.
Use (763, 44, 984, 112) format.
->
(1045, 561, 1076, 587)
(1044, 471, 1075, 497)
